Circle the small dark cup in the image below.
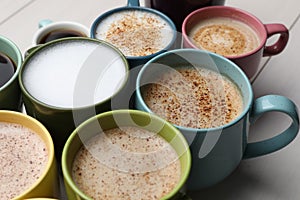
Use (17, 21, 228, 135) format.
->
(144, 0, 225, 30)
(0, 35, 23, 111)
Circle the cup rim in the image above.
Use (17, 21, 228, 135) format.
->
(18, 37, 129, 111)
(32, 21, 90, 45)
(0, 36, 23, 92)
(61, 109, 191, 200)
(182, 5, 267, 59)
(135, 48, 253, 133)
(90, 6, 177, 61)
(0, 110, 55, 200)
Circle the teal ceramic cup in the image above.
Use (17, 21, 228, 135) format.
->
(62, 109, 191, 199)
(0, 35, 23, 111)
(135, 49, 299, 190)
(90, 0, 177, 68)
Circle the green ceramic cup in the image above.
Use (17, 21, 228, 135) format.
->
(19, 37, 129, 159)
(62, 109, 191, 200)
(0, 35, 23, 111)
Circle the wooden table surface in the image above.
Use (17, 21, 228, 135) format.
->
(1, 0, 299, 199)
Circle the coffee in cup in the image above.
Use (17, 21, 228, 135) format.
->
(94, 10, 175, 57)
(33, 20, 89, 45)
(0, 35, 23, 111)
(141, 66, 243, 128)
(0, 110, 58, 199)
(19, 38, 129, 157)
(72, 126, 181, 199)
(39, 29, 86, 44)
(91, 0, 177, 68)
(0, 122, 48, 199)
(182, 6, 289, 80)
(62, 110, 191, 199)
(135, 49, 299, 189)
(188, 17, 260, 57)
(0, 52, 16, 87)
(22, 39, 126, 109)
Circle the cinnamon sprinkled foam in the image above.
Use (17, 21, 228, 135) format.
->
(72, 126, 181, 200)
(142, 67, 243, 129)
(0, 122, 48, 200)
(189, 17, 260, 56)
(95, 10, 174, 57)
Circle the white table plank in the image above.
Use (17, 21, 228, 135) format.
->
(226, 0, 299, 28)
(0, 0, 33, 24)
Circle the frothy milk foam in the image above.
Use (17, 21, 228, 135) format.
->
(0, 122, 48, 199)
(95, 10, 174, 57)
(142, 66, 243, 129)
(72, 126, 181, 200)
(23, 40, 127, 108)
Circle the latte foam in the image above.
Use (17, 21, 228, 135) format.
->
(189, 17, 260, 56)
(0, 122, 48, 200)
(95, 10, 174, 57)
(142, 67, 243, 129)
(72, 126, 181, 200)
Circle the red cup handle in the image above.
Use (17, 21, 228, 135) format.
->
(263, 24, 289, 57)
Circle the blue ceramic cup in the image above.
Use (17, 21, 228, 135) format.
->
(90, 0, 177, 68)
(135, 49, 299, 190)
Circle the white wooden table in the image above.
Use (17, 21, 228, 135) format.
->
(1, 0, 299, 199)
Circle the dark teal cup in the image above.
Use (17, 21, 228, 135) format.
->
(135, 49, 299, 190)
(90, 0, 177, 69)
(0, 35, 23, 111)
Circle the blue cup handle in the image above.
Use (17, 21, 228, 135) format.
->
(127, 0, 140, 7)
(243, 95, 299, 159)
(38, 19, 53, 28)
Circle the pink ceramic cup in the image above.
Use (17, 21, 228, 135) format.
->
(182, 6, 289, 80)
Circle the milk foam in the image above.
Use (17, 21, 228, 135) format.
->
(23, 40, 127, 108)
(143, 67, 243, 129)
(72, 126, 181, 200)
(95, 10, 175, 57)
(0, 122, 48, 199)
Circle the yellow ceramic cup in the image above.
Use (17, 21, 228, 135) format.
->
(24, 199, 58, 200)
(24, 199, 59, 200)
(0, 110, 59, 199)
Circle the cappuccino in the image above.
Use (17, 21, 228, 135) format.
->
(0, 122, 48, 200)
(142, 66, 243, 129)
(189, 17, 260, 56)
(22, 39, 127, 109)
(72, 126, 181, 200)
(95, 10, 174, 57)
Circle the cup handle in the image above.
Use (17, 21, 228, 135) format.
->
(38, 19, 53, 28)
(243, 95, 299, 159)
(127, 0, 140, 7)
(263, 24, 289, 57)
